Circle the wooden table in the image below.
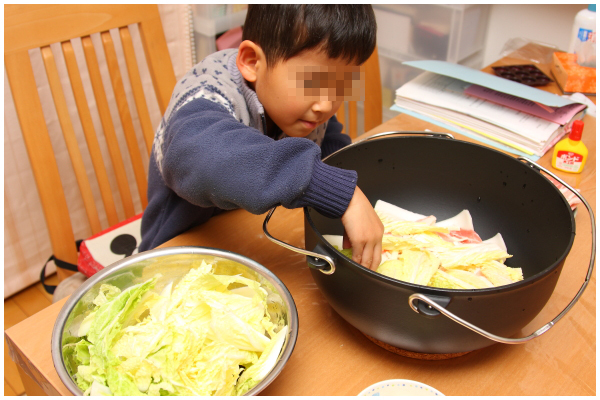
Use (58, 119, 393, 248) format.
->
(5, 50, 596, 396)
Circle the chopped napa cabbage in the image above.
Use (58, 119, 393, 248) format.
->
(64, 261, 288, 396)
(93, 284, 122, 307)
(376, 260, 404, 280)
(444, 268, 494, 289)
(381, 235, 422, 252)
(428, 269, 476, 289)
(382, 232, 454, 253)
(340, 248, 353, 259)
(77, 313, 96, 337)
(376, 250, 440, 285)
(324, 202, 525, 291)
(333, 245, 353, 260)
(105, 365, 145, 396)
(480, 261, 523, 286)
(236, 325, 289, 395)
(68, 284, 124, 338)
(378, 216, 450, 236)
(428, 265, 523, 290)
(88, 380, 112, 396)
(436, 243, 511, 268)
(381, 250, 400, 263)
(71, 278, 158, 394)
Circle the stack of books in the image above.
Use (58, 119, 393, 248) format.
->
(392, 61, 587, 160)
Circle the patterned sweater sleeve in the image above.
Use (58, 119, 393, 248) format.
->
(157, 99, 357, 218)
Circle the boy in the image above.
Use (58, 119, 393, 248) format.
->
(140, 5, 384, 269)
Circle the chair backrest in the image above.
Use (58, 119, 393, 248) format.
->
(336, 46, 382, 139)
(5, 5, 177, 280)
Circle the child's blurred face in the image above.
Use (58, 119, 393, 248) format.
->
(254, 49, 364, 138)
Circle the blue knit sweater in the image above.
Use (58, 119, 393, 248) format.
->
(139, 49, 357, 251)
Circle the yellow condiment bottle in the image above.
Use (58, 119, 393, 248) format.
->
(552, 120, 588, 173)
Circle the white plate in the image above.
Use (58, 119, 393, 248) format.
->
(358, 379, 444, 396)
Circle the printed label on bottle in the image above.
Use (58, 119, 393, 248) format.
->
(556, 150, 583, 172)
(577, 28, 593, 42)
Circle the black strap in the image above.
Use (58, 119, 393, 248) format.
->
(40, 240, 83, 295)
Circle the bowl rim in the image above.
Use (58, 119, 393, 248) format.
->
(358, 378, 444, 396)
(51, 246, 299, 396)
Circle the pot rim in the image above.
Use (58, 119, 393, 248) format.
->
(306, 135, 576, 295)
(51, 246, 299, 396)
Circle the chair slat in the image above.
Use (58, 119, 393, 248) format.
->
(41, 45, 103, 234)
(348, 101, 358, 139)
(363, 46, 382, 132)
(101, 31, 148, 209)
(6, 5, 178, 285)
(81, 35, 136, 219)
(137, 12, 177, 114)
(5, 51, 78, 277)
(337, 104, 346, 134)
(62, 41, 123, 228)
(6, 5, 164, 56)
(335, 46, 381, 139)
(119, 26, 154, 155)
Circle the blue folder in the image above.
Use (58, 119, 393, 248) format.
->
(403, 60, 576, 107)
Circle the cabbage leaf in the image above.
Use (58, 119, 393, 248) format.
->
(328, 203, 524, 290)
(376, 250, 440, 285)
(64, 261, 288, 396)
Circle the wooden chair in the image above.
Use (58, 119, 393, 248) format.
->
(336, 46, 382, 139)
(5, 5, 177, 281)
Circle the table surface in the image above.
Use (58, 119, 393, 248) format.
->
(5, 47, 596, 396)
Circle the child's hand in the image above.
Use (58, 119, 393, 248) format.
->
(341, 186, 384, 270)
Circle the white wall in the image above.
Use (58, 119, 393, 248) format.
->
(483, 4, 589, 66)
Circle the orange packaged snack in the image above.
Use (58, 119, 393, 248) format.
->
(551, 52, 596, 95)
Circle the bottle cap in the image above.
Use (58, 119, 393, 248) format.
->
(569, 120, 584, 141)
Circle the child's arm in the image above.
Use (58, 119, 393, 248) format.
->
(157, 100, 356, 219)
(341, 186, 384, 270)
(320, 115, 383, 269)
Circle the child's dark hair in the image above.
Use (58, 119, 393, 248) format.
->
(242, 5, 377, 67)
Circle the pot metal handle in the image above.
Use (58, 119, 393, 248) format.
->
(323, 131, 454, 161)
(409, 158, 596, 345)
(263, 206, 336, 275)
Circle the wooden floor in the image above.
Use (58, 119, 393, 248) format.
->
(4, 274, 59, 396)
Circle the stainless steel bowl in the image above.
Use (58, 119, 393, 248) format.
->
(51, 246, 298, 396)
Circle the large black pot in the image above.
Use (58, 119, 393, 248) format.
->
(265, 132, 595, 355)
